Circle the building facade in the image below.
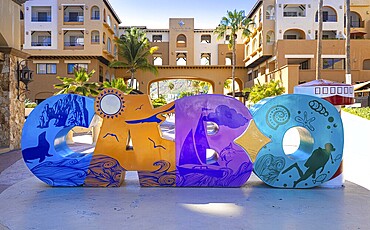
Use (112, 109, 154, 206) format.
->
(23, 0, 121, 102)
(118, 18, 248, 95)
(244, 0, 370, 93)
(0, 0, 29, 150)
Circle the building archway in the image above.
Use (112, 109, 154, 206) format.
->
(223, 78, 243, 95)
(148, 77, 215, 100)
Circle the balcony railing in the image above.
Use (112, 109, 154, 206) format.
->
(283, 12, 306, 17)
(31, 16, 51, 22)
(31, 41, 51, 46)
(64, 42, 84, 47)
(64, 16, 84, 22)
(315, 15, 337, 22)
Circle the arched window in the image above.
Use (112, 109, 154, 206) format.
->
(105, 71, 110, 81)
(363, 59, 370, 70)
(349, 11, 363, 27)
(245, 45, 250, 56)
(315, 6, 337, 22)
(107, 37, 111, 53)
(253, 16, 258, 28)
(114, 45, 117, 57)
(103, 9, 106, 22)
(153, 54, 163, 65)
(177, 34, 187, 47)
(201, 34, 211, 43)
(252, 39, 257, 51)
(225, 35, 230, 44)
(283, 29, 306, 40)
(91, 6, 100, 20)
(259, 33, 262, 47)
(259, 9, 262, 22)
(107, 15, 112, 27)
(114, 24, 118, 36)
(91, 30, 100, 43)
(266, 5, 275, 20)
(176, 53, 187, 65)
(200, 53, 211, 65)
(225, 53, 232, 65)
(266, 31, 275, 44)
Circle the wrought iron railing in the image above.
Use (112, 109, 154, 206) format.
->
(64, 42, 84, 47)
(31, 41, 51, 46)
(31, 16, 51, 22)
(64, 16, 84, 22)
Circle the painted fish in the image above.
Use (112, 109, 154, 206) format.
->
(312, 174, 327, 184)
(334, 154, 343, 162)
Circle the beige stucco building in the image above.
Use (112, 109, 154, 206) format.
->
(244, 0, 370, 93)
(23, 0, 121, 103)
(118, 18, 248, 95)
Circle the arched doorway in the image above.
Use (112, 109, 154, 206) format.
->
(223, 78, 243, 95)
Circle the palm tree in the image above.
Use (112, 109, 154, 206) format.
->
(54, 68, 100, 97)
(345, 0, 351, 84)
(215, 10, 253, 97)
(102, 78, 132, 94)
(110, 28, 158, 88)
(316, 0, 324, 80)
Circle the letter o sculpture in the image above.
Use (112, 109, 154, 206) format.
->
(251, 94, 344, 188)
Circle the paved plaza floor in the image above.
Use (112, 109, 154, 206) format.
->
(0, 112, 369, 230)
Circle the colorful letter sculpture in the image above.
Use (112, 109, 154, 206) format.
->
(21, 89, 344, 188)
(251, 95, 343, 188)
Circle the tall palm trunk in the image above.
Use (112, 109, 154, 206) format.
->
(346, 0, 351, 84)
(232, 34, 236, 97)
(130, 69, 135, 88)
(316, 0, 324, 80)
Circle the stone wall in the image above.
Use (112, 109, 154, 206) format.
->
(0, 48, 26, 150)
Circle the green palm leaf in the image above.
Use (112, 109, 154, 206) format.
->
(53, 68, 100, 97)
(110, 27, 158, 88)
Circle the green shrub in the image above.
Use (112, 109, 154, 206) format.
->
(152, 95, 167, 108)
(343, 107, 370, 120)
(178, 91, 195, 98)
(25, 98, 37, 108)
(248, 80, 285, 104)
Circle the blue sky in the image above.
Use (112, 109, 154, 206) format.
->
(109, 0, 257, 29)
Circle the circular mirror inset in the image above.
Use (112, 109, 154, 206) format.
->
(100, 94, 121, 115)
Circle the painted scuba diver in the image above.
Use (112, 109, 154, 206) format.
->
(282, 143, 335, 188)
